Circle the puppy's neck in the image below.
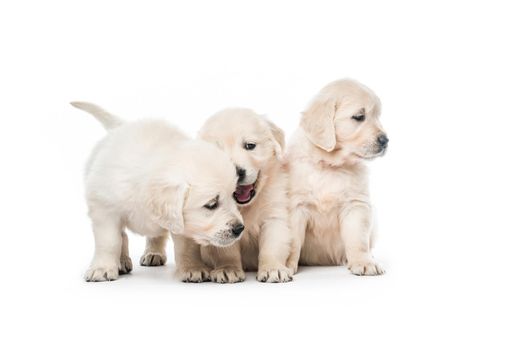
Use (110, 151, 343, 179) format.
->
(315, 147, 357, 169)
(290, 129, 365, 172)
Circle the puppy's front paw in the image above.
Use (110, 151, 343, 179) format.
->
(119, 255, 133, 274)
(178, 266, 211, 283)
(210, 267, 245, 283)
(140, 252, 167, 266)
(348, 259, 385, 276)
(85, 265, 119, 282)
(257, 265, 293, 283)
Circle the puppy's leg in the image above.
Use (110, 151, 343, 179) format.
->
(340, 204, 384, 276)
(140, 235, 168, 266)
(119, 231, 133, 274)
(85, 210, 123, 282)
(285, 209, 307, 274)
(257, 218, 293, 283)
(203, 244, 245, 283)
(173, 234, 211, 283)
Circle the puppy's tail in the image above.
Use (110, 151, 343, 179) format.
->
(70, 101, 123, 130)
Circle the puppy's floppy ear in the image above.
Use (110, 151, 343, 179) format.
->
(146, 180, 190, 234)
(301, 95, 337, 152)
(265, 118, 285, 160)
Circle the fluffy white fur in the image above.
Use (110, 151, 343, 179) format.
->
(71, 102, 243, 282)
(286, 79, 388, 275)
(197, 108, 294, 283)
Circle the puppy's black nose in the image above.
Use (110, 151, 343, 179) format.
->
(232, 223, 245, 237)
(377, 134, 389, 147)
(236, 166, 246, 182)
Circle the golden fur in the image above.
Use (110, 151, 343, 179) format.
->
(286, 79, 387, 275)
(198, 108, 294, 283)
(71, 102, 243, 282)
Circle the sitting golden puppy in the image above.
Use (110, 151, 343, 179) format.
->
(286, 79, 388, 275)
(198, 108, 293, 283)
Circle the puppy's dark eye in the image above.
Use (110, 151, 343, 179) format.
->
(203, 196, 219, 210)
(352, 115, 366, 122)
(244, 142, 256, 151)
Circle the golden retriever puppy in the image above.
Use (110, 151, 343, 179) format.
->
(198, 108, 293, 283)
(71, 102, 243, 282)
(286, 79, 388, 275)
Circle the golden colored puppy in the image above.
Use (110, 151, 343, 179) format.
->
(198, 108, 293, 283)
(286, 79, 388, 275)
(71, 102, 243, 282)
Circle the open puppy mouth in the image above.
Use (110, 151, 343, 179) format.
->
(233, 174, 259, 205)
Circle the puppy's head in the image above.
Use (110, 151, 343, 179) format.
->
(146, 141, 244, 247)
(301, 79, 388, 163)
(198, 108, 284, 206)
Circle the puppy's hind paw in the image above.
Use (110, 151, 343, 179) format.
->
(257, 265, 293, 283)
(178, 266, 211, 283)
(119, 255, 133, 275)
(210, 267, 245, 283)
(84, 266, 119, 282)
(348, 259, 385, 276)
(140, 252, 167, 266)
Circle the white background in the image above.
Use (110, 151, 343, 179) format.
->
(1, 1, 514, 349)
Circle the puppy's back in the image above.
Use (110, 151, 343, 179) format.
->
(84, 120, 189, 204)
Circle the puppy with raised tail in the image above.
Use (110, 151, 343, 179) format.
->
(198, 108, 293, 283)
(286, 79, 388, 275)
(71, 102, 244, 282)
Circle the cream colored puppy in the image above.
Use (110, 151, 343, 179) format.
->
(71, 102, 244, 282)
(198, 108, 293, 283)
(286, 79, 388, 275)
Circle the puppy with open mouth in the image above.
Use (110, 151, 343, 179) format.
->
(233, 170, 258, 204)
(286, 79, 388, 275)
(198, 108, 294, 283)
(71, 102, 243, 282)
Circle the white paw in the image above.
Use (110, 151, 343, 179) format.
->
(85, 265, 119, 282)
(119, 255, 133, 274)
(257, 265, 293, 283)
(348, 259, 385, 276)
(210, 267, 245, 283)
(178, 266, 211, 283)
(140, 252, 167, 266)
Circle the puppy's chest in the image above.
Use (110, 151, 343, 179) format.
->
(301, 170, 353, 213)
